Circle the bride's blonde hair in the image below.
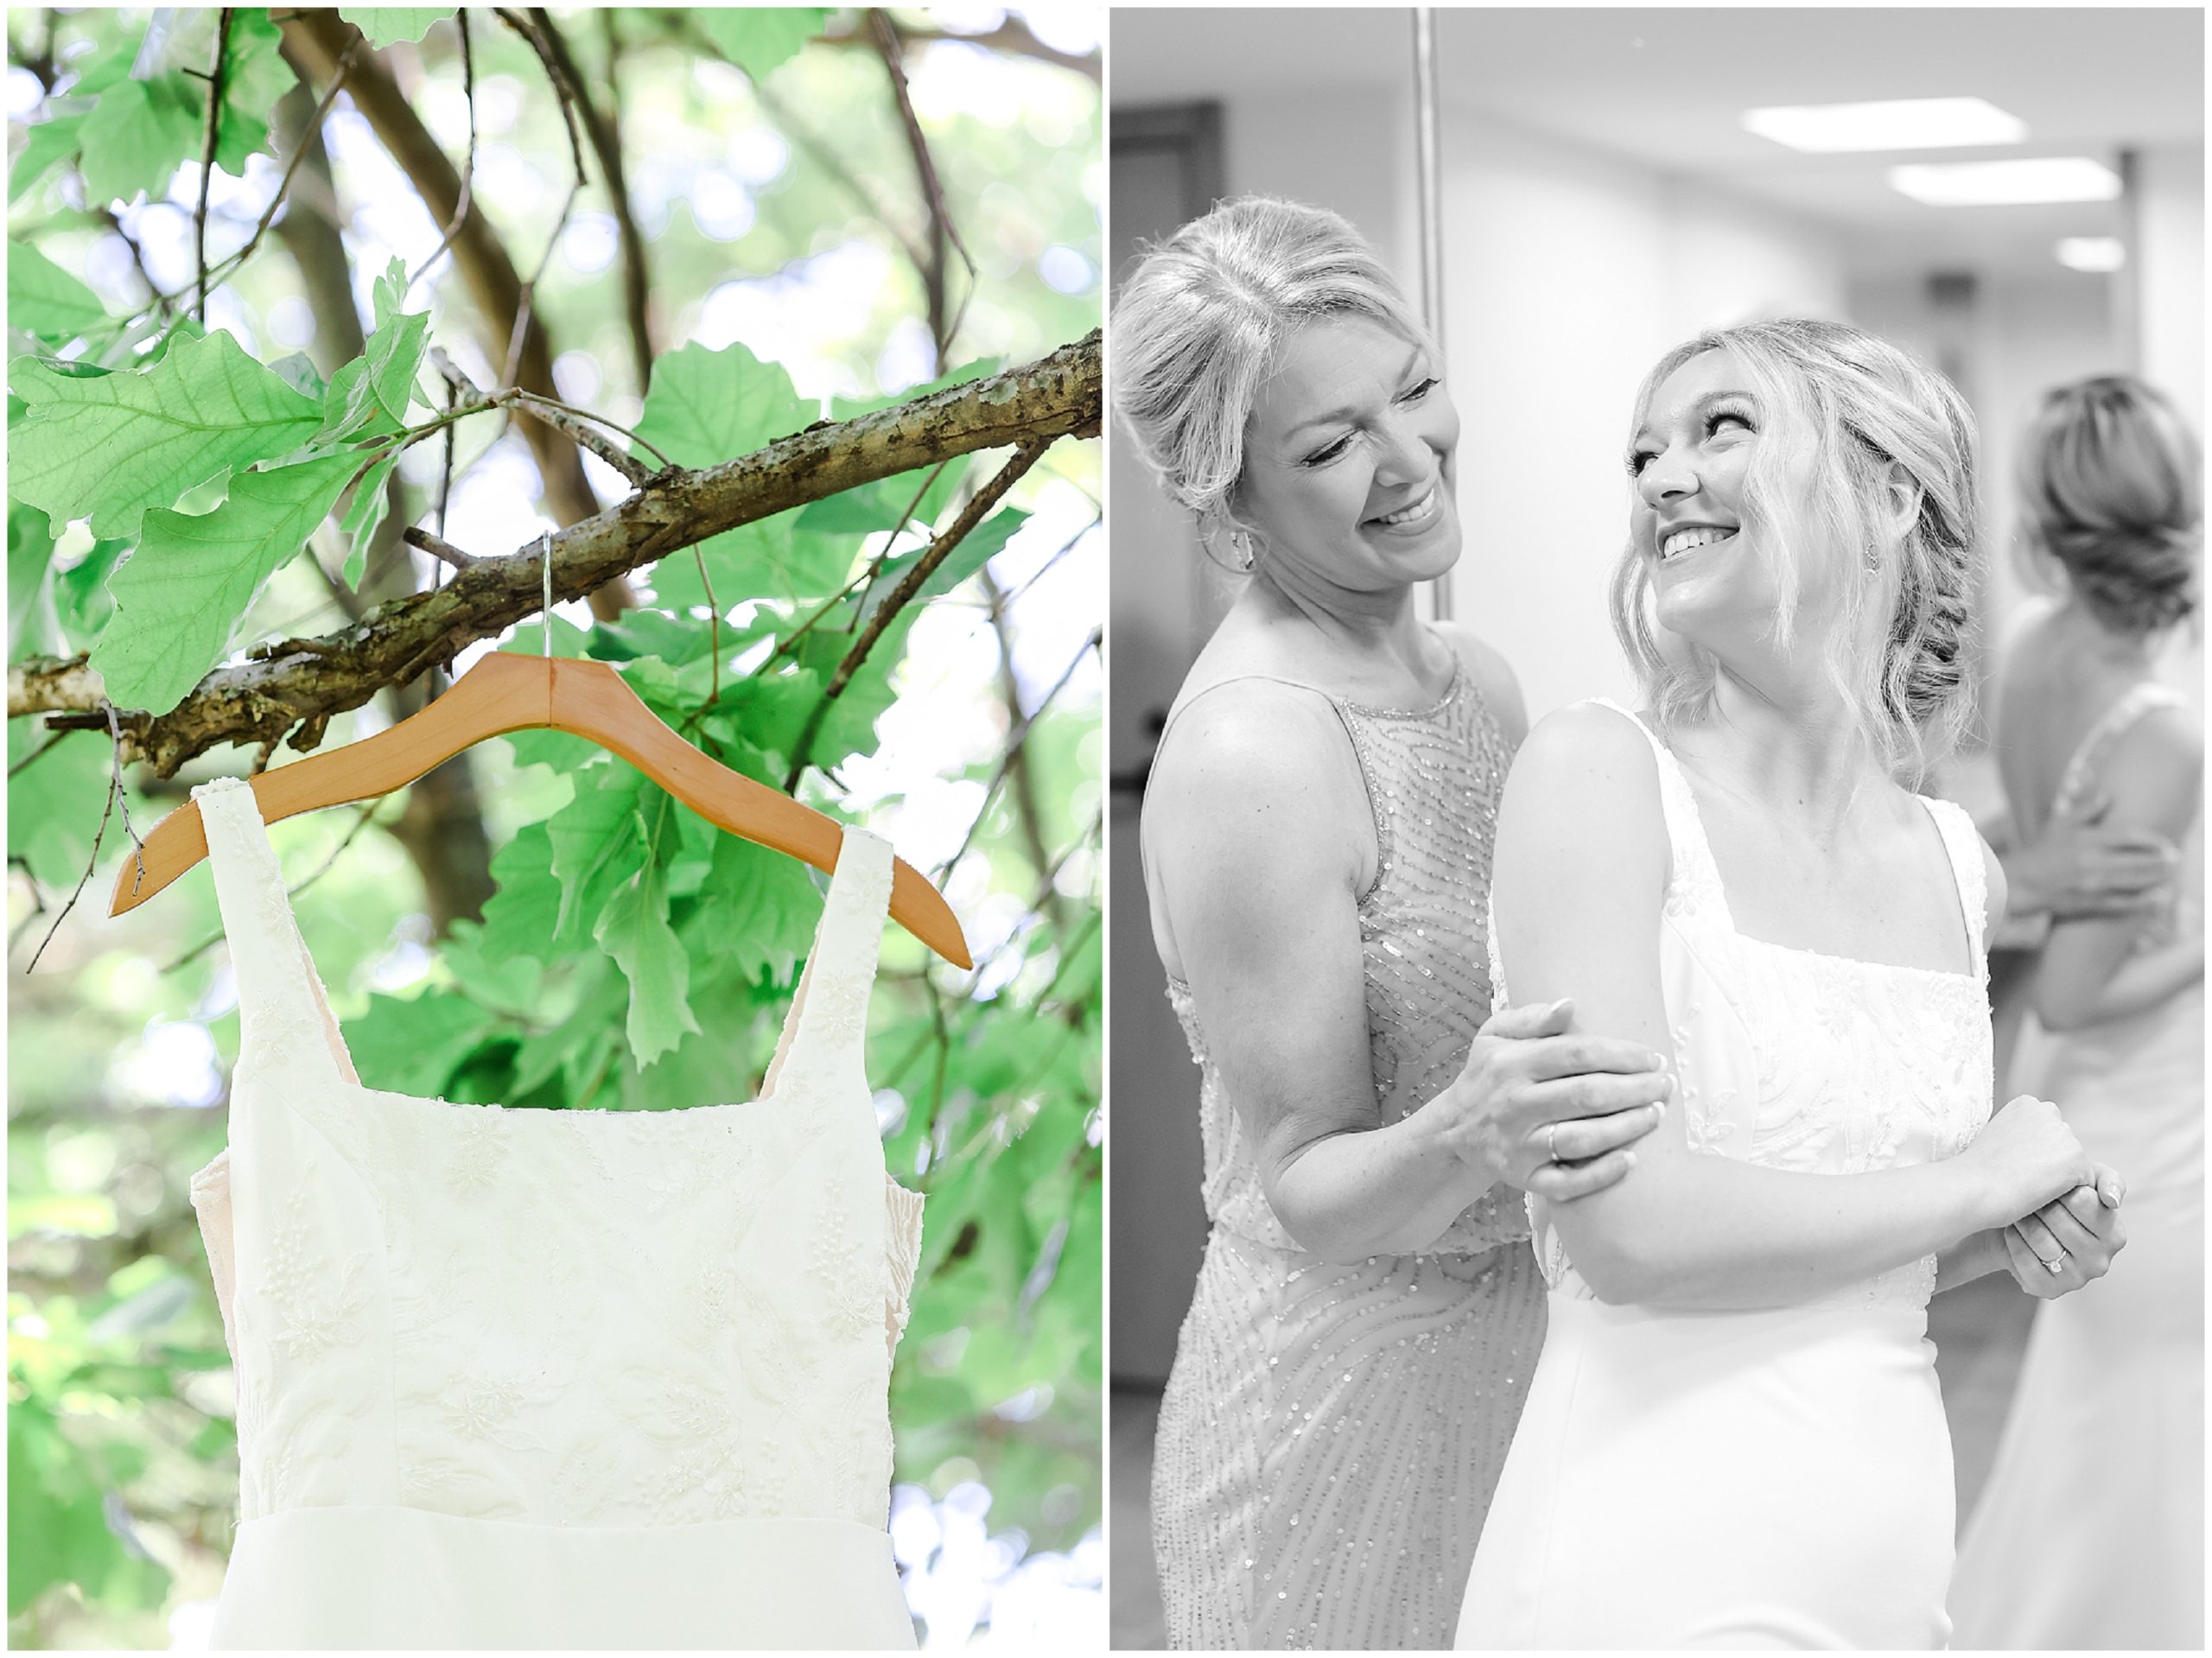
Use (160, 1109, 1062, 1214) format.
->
(1610, 318, 1981, 785)
(1110, 195, 1432, 556)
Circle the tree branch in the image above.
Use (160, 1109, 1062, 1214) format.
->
(279, 9, 604, 540)
(10, 334, 1102, 778)
(191, 10, 234, 326)
(783, 435, 1049, 790)
(533, 6, 655, 391)
(868, 10, 976, 371)
(818, 13, 1100, 82)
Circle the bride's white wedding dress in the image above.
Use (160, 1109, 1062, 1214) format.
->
(1948, 681, 2203, 1648)
(1455, 702, 1993, 1648)
(186, 775, 923, 1648)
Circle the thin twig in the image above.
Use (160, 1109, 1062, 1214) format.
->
(404, 9, 475, 299)
(937, 625, 1099, 880)
(9, 727, 70, 778)
(404, 526, 477, 569)
(690, 547, 723, 712)
(436, 377, 457, 537)
(511, 391, 658, 486)
(163, 35, 360, 335)
(768, 459, 953, 668)
(783, 437, 1048, 789)
(541, 5, 655, 389)
(25, 705, 143, 973)
(494, 7, 587, 391)
(192, 10, 235, 325)
(868, 10, 978, 370)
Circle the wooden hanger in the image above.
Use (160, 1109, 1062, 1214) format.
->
(110, 595, 972, 967)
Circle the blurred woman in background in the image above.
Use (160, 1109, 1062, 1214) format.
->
(1949, 376, 2204, 1650)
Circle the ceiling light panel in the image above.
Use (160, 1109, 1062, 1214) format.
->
(1889, 158, 2123, 206)
(1743, 97, 2028, 154)
(2056, 238, 2127, 272)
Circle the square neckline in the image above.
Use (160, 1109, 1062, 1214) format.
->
(201, 774, 864, 1125)
(1602, 702, 1983, 984)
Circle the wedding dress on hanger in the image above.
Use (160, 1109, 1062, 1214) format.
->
(186, 773, 925, 1649)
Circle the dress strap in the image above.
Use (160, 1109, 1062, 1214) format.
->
(760, 825, 894, 1103)
(191, 777, 359, 1085)
(1577, 698, 1734, 929)
(2056, 682, 2189, 815)
(1917, 797, 1991, 981)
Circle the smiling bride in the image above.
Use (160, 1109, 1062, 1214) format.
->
(1454, 319, 2131, 1648)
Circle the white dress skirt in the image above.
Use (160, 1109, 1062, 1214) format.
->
(1456, 702, 1993, 1649)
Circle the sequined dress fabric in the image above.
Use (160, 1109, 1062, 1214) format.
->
(1151, 659, 1548, 1649)
(1457, 702, 1993, 1649)
(184, 776, 923, 1649)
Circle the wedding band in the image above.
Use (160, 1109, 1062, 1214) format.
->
(1545, 1123, 1560, 1164)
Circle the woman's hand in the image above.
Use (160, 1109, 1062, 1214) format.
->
(1960, 1095, 2094, 1230)
(2000, 1164, 2127, 1297)
(2005, 790, 2178, 922)
(1427, 997, 1673, 1200)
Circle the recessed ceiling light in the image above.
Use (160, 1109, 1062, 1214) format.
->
(1743, 97, 2028, 154)
(1889, 158, 2123, 206)
(2056, 237, 2127, 273)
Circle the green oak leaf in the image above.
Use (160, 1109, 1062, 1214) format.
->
(90, 452, 355, 714)
(8, 501, 54, 660)
(52, 537, 126, 646)
(265, 353, 327, 400)
(7, 243, 111, 346)
(698, 8, 828, 80)
(8, 329, 325, 539)
(854, 507, 1029, 635)
(636, 340, 836, 605)
(636, 340, 809, 468)
(6, 723, 115, 893)
(793, 609, 918, 769)
(76, 74, 201, 207)
(9, 114, 85, 203)
(339, 449, 400, 588)
(340, 9, 455, 48)
(476, 820, 564, 964)
(596, 848, 701, 1068)
(546, 763, 645, 944)
(683, 829, 823, 986)
(343, 988, 498, 1098)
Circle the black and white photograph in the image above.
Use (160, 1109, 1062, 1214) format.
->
(1109, 8, 2203, 1650)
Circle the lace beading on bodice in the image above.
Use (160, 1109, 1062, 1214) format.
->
(186, 775, 924, 1540)
(1501, 702, 1994, 1312)
(1165, 658, 1526, 1257)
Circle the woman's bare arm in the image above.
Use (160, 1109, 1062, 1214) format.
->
(2034, 705, 2203, 1032)
(1494, 706, 2083, 1310)
(1147, 683, 1665, 1260)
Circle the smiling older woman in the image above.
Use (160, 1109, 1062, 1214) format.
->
(1112, 197, 1675, 1648)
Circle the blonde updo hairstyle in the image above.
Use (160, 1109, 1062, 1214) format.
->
(1610, 318, 1982, 785)
(2017, 375, 2202, 635)
(1109, 196, 1433, 563)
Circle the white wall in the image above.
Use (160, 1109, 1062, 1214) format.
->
(1438, 111, 1847, 721)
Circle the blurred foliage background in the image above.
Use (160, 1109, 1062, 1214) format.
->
(7, 6, 1102, 1648)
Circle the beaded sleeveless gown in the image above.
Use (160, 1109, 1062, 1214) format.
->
(185, 775, 925, 1648)
(1950, 682, 2203, 1648)
(1456, 702, 1994, 1648)
(1150, 655, 1547, 1649)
